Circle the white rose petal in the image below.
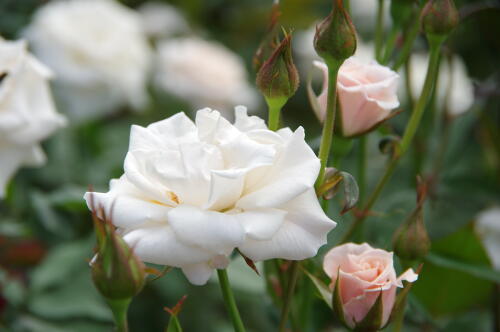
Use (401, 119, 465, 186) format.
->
(0, 38, 66, 197)
(85, 106, 336, 285)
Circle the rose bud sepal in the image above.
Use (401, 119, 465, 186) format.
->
(332, 273, 386, 332)
(313, 0, 357, 66)
(392, 178, 431, 261)
(91, 218, 145, 300)
(256, 30, 299, 103)
(90, 207, 146, 331)
(256, 30, 299, 129)
(421, 0, 459, 40)
(253, 0, 281, 72)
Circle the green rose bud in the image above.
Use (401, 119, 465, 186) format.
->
(314, 0, 357, 65)
(421, 0, 459, 38)
(256, 30, 299, 103)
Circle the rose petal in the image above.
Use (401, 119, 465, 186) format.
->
(236, 208, 287, 240)
(236, 128, 320, 209)
(239, 189, 335, 261)
(181, 262, 215, 286)
(167, 204, 245, 255)
(122, 224, 213, 266)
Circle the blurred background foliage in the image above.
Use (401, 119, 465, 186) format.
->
(0, 0, 499, 331)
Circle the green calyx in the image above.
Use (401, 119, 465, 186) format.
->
(421, 0, 459, 37)
(256, 30, 299, 101)
(91, 217, 145, 300)
(314, 0, 357, 64)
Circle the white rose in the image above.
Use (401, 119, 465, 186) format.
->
(25, 0, 152, 121)
(0, 38, 66, 197)
(84, 106, 335, 285)
(404, 53, 474, 117)
(138, 2, 189, 39)
(476, 207, 500, 269)
(154, 37, 259, 117)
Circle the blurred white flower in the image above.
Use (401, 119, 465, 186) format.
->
(0, 38, 66, 197)
(138, 2, 189, 39)
(154, 37, 259, 117)
(85, 106, 335, 285)
(404, 53, 474, 116)
(350, 0, 391, 32)
(476, 206, 500, 269)
(25, 0, 152, 122)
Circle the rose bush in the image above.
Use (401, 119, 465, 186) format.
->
(312, 57, 400, 137)
(323, 243, 418, 329)
(0, 38, 66, 197)
(85, 106, 335, 285)
(25, 0, 151, 121)
(154, 37, 259, 117)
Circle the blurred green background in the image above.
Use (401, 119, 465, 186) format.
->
(0, 0, 499, 331)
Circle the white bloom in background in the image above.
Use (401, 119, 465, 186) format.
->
(350, 0, 391, 32)
(138, 2, 189, 39)
(155, 37, 259, 117)
(25, 0, 152, 122)
(0, 38, 66, 197)
(404, 53, 474, 116)
(476, 207, 500, 269)
(85, 107, 335, 285)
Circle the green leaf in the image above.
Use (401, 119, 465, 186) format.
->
(354, 290, 383, 331)
(425, 253, 500, 283)
(302, 268, 332, 309)
(332, 273, 347, 326)
(166, 315, 183, 332)
(412, 224, 494, 316)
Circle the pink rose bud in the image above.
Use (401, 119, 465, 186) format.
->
(312, 57, 400, 137)
(323, 243, 418, 330)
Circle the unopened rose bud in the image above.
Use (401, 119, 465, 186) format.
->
(421, 0, 459, 38)
(253, 0, 281, 72)
(314, 0, 357, 65)
(392, 178, 431, 261)
(324, 243, 418, 331)
(256, 31, 299, 104)
(91, 214, 145, 300)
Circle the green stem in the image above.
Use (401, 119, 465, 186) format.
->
(381, 26, 399, 65)
(375, 0, 385, 61)
(266, 97, 286, 131)
(278, 261, 300, 332)
(393, 5, 424, 71)
(315, 60, 342, 190)
(340, 37, 444, 244)
(217, 269, 246, 332)
(357, 136, 367, 205)
(400, 38, 443, 153)
(106, 298, 131, 332)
